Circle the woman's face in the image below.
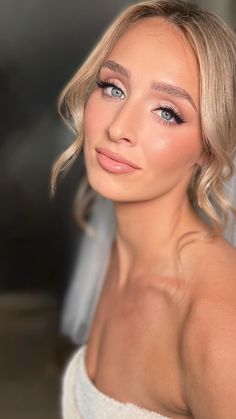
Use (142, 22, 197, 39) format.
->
(84, 17, 203, 202)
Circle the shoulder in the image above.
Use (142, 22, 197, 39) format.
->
(183, 233, 236, 281)
(181, 281, 236, 418)
(205, 235, 236, 273)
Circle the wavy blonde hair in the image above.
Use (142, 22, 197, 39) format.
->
(52, 0, 236, 236)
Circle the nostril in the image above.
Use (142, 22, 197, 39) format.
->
(108, 125, 135, 145)
(118, 137, 132, 144)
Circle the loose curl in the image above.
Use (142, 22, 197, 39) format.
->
(52, 0, 236, 237)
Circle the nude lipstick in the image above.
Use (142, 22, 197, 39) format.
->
(95, 147, 141, 174)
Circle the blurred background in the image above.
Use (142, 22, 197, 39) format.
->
(0, 0, 235, 418)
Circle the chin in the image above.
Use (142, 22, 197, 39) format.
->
(87, 173, 126, 202)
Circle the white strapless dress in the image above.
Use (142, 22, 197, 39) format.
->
(62, 345, 172, 419)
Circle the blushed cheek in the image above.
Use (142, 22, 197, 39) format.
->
(147, 134, 202, 170)
(84, 94, 104, 144)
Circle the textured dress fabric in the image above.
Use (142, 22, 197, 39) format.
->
(62, 345, 172, 419)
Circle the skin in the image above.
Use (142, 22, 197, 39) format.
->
(83, 18, 236, 419)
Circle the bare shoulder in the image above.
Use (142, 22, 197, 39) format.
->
(181, 237, 236, 418)
(207, 235, 236, 271)
(186, 233, 236, 279)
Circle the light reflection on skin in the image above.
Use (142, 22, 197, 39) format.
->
(100, 59, 197, 112)
(78, 17, 236, 419)
(83, 18, 204, 205)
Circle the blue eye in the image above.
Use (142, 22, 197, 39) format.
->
(96, 80, 125, 99)
(109, 86, 123, 97)
(161, 109, 173, 121)
(155, 106, 184, 125)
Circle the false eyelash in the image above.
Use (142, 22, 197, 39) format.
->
(157, 105, 185, 124)
(96, 79, 185, 125)
(96, 79, 120, 91)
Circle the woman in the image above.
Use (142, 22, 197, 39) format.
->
(53, 1, 236, 417)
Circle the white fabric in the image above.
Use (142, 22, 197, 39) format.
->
(62, 345, 171, 419)
(61, 195, 115, 344)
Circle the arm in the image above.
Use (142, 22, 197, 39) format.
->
(182, 300, 236, 418)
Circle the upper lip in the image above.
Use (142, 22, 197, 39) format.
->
(95, 147, 141, 169)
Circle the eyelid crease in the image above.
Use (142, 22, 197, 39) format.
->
(155, 102, 185, 121)
(152, 101, 185, 125)
(96, 79, 124, 90)
(96, 79, 185, 124)
(97, 78, 125, 89)
(100, 60, 197, 111)
(96, 79, 126, 99)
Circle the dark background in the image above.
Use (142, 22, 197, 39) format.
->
(1, 0, 235, 301)
(0, 2, 235, 418)
(0, 0, 131, 300)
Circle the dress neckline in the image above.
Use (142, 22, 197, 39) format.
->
(78, 344, 172, 419)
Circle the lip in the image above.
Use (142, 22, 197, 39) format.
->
(95, 147, 141, 169)
(95, 147, 141, 174)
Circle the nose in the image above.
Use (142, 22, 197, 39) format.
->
(107, 100, 138, 145)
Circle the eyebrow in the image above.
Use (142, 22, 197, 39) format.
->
(151, 81, 197, 111)
(100, 60, 197, 111)
(101, 60, 131, 79)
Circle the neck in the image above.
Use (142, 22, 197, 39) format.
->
(112, 191, 207, 287)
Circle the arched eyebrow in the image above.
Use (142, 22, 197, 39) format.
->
(151, 81, 197, 111)
(100, 59, 197, 112)
(101, 60, 130, 79)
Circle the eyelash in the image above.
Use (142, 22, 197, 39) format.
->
(156, 104, 185, 125)
(96, 79, 185, 126)
(96, 79, 123, 96)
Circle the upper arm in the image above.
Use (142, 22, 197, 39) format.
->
(181, 300, 236, 418)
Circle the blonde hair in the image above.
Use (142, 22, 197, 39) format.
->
(52, 0, 236, 235)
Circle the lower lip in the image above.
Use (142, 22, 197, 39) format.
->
(96, 151, 137, 174)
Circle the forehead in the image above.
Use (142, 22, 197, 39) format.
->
(106, 17, 199, 106)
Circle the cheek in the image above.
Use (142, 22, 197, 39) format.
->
(84, 93, 106, 142)
(145, 127, 203, 171)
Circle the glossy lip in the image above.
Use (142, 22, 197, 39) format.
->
(95, 147, 141, 169)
